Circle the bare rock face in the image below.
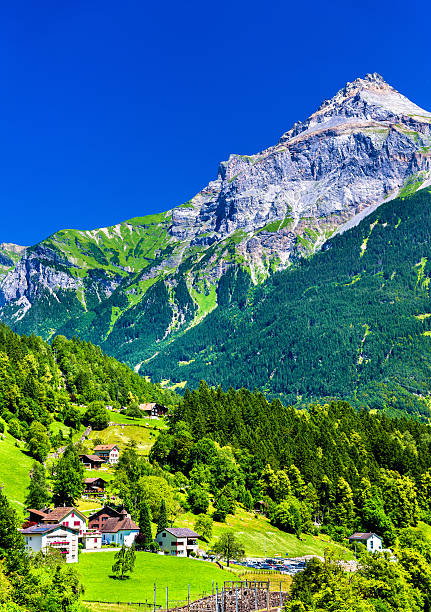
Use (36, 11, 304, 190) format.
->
(1, 73, 431, 336)
(169, 73, 431, 272)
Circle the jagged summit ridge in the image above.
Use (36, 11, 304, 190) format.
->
(281, 73, 431, 143)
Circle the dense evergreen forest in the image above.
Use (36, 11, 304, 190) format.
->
(149, 383, 431, 544)
(146, 188, 431, 417)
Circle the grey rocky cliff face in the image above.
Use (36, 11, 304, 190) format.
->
(169, 73, 431, 271)
(1, 73, 431, 330)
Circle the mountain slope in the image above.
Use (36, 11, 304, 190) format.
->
(1, 73, 431, 373)
(147, 186, 431, 417)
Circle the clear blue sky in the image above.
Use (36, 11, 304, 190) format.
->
(1, 0, 430, 245)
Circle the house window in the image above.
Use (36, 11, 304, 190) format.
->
(370, 540, 373, 549)
(74, 521, 80, 526)
(162, 533, 166, 538)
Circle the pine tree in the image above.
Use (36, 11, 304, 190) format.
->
(52, 445, 84, 506)
(157, 499, 168, 533)
(25, 462, 51, 509)
(139, 502, 153, 547)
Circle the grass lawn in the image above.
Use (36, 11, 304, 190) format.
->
(175, 507, 352, 559)
(79, 552, 228, 605)
(0, 432, 33, 513)
(87, 425, 159, 456)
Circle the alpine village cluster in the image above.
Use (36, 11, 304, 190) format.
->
(3, 72, 431, 612)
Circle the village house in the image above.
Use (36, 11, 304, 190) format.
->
(88, 505, 123, 530)
(99, 509, 139, 546)
(82, 530, 102, 550)
(348, 532, 383, 552)
(27, 507, 88, 538)
(78, 454, 105, 470)
(93, 444, 120, 464)
(138, 403, 168, 418)
(83, 477, 106, 496)
(156, 527, 200, 557)
(21, 524, 79, 563)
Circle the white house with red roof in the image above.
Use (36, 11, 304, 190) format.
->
(28, 507, 88, 538)
(21, 524, 79, 563)
(27, 506, 102, 549)
(156, 527, 199, 556)
(93, 444, 120, 464)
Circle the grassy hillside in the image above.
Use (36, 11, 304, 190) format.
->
(177, 507, 352, 559)
(85, 420, 164, 457)
(79, 552, 228, 605)
(0, 432, 33, 512)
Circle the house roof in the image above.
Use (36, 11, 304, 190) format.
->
(85, 477, 106, 484)
(349, 532, 380, 541)
(40, 507, 87, 523)
(27, 509, 48, 519)
(165, 528, 199, 538)
(139, 403, 157, 411)
(79, 454, 105, 462)
(94, 444, 119, 451)
(21, 523, 79, 535)
(99, 514, 139, 533)
(88, 506, 123, 520)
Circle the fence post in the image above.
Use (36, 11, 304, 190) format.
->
(254, 583, 257, 611)
(154, 584, 156, 612)
(279, 581, 282, 607)
(266, 581, 269, 612)
(166, 586, 169, 612)
(216, 584, 219, 612)
(235, 585, 238, 612)
(188, 584, 190, 612)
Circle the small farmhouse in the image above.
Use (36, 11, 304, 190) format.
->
(156, 527, 199, 557)
(21, 524, 79, 563)
(84, 477, 106, 496)
(99, 509, 139, 546)
(88, 505, 123, 530)
(78, 454, 105, 469)
(93, 444, 120, 464)
(139, 403, 168, 418)
(348, 532, 383, 552)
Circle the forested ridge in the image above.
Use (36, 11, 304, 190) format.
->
(150, 383, 431, 545)
(0, 322, 176, 457)
(146, 188, 431, 417)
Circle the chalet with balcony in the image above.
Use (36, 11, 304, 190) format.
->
(138, 403, 169, 418)
(78, 454, 105, 469)
(21, 524, 79, 563)
(156, 527, 199, 557)
(84, 477, 106, 496)
(93, 444, 120, 464)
